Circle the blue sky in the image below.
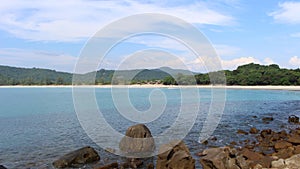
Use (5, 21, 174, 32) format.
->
(0, 0, 300, 72)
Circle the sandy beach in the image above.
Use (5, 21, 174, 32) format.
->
(0, 85, 300, 90)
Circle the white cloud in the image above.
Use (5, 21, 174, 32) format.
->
(263, 57, 275, 65)
(289, 56, 300, 67)
(221, 57, 261, 70)
(269, 2, 300, 24)
(0, 48, 77, 72)
(0, 0, 235, 42)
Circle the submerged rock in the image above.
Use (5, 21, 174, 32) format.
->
(288, 115, 299, 124)
(262, 117, 274, 123)
(52, 146, 100, 168)
(237, 129, 248, 135)
(249, 127, 259, 134)
(119, 124, 155, 155)
(119, 158, 144, 169)
(93, 162, 118, 169)
(157, 140, 195, 169)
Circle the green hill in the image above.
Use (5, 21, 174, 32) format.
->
(0, 66, 72, 85)
(0, 63, 299, 86)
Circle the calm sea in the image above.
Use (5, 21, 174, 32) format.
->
(0, 87, 300, 168)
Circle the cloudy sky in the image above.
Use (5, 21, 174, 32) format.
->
(0, 0, 300, 72)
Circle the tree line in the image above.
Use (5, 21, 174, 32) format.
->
(0, 63, 299, 86)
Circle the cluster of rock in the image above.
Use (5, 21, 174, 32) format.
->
(4, 115, 296, 169)
(52, 146, 100, 168)
(199, 126, 300, 169)
(52, 124, 195, 169)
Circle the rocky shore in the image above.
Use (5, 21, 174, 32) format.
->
(1, 116, 299, 169)
(199, 128, 300, 169)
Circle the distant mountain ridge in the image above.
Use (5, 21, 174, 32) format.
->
(0, 65, 193, 85)
(0, 63, 299, 85)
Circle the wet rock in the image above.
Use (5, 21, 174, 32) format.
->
(262, 117, 273, 123)
(230, 141, 237, 145)
(274, 140, 292, 150)
(119, 124, 155, 155)
(53, 146, 100, 168)
(249, 127, 259, 134)
(288, 115, 299, 123)
(157, 140, 195, 169)
(0, 165, 7, 169)
(210, 136, 217, 141)
(260, 129, 273, 138)
(201, 139, 208, 145)
(93, 162, 118, 169)
(120, 158, 143, 169)
(237, 129, 248, 135)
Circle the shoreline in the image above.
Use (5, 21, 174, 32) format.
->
(0, 85, 300, 91)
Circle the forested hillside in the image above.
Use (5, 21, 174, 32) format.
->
(0, 63, 299, 85)
(0, 66, 72, 85)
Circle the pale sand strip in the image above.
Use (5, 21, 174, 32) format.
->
(0, 85, 300, 90)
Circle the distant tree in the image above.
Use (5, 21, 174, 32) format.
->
(56, 77, 64, 85)
(163, 76, 177, 85)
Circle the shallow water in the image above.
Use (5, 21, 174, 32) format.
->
(0, 87, 300, 168)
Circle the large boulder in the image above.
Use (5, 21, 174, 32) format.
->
(53, 146, 100, 168)
(119, 124, 155, 155)
(156, 140, 195, 169)
(200, 147, 240, 169)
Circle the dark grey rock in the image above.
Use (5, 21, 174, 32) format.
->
(52, 146, 100, 168)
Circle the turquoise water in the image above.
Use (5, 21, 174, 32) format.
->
(0, 87, 300, 168)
